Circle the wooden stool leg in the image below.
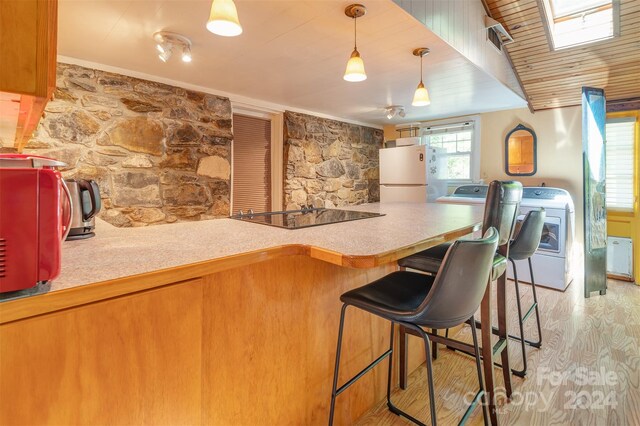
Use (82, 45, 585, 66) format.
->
(480, 279, 498, 426)
(497, 273, 512, 397)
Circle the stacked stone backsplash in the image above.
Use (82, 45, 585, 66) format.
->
(23, 63, 232, 227)
(283, 112, 382, 209)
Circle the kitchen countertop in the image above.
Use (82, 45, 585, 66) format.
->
(0, 202, 483, 323)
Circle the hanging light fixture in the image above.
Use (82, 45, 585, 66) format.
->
(153, 32, 192, 64)
(412, 48, 431, 107)
(343, 4, 367, 82)
(206, 0, 243, 37)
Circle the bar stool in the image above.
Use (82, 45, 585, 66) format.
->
(396, 180, 522, 424)
(328, 228, 499, 426)
(505, 208, 545, 377)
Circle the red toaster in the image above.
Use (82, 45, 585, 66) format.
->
(0, 154, 72, 293)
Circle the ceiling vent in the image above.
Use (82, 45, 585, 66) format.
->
(487, 27, 502, 52)
(484, 16, 514, 52)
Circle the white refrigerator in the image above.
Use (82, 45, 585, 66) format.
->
(379, 145, 447, 203)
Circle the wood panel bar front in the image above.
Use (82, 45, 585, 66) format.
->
(1, 203, 484, 424)
(0, 255, 429, 425)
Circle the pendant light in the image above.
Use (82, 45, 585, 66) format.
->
(206, 0, 243, 37)
(412, 48, 431, 106)
(343, 4, 367, 82)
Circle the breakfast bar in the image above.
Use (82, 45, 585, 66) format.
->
(0, 203, 484, 425)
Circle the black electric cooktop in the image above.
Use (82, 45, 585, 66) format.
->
(230, 208, 384, 229)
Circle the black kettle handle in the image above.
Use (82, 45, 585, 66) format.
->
(77, 180, 101, 221)
(89, 181, 102, 217)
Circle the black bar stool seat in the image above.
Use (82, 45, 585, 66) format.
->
(341, 271, 434, 321)
(328, 229, 499, 426)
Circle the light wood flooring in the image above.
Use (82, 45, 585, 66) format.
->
(355, 278, 640, 425)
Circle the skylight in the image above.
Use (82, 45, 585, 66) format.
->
(541, 0, 619, 50)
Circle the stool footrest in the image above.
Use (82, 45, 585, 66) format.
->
(335, 349, 392, 397)
(402, 326, 476, 355)
(460, 390, 484, 425)
(492, 338, 507, 357)
(521, 302, 537, 323)
(387, 401, 427, 426)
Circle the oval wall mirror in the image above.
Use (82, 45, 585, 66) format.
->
(505, 123, 537, 176)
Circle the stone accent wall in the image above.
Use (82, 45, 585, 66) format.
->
(23, 63, 232, 227)
(283, 112, 382, 209)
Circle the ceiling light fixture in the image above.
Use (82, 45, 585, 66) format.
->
(343, 4, 367, 82)
(412, 48, 431, 107)
(206, 0, 243, 37)
(158, 48, 173, 63)
(385, 105, 405, 120)
(153, 32, 192, 64)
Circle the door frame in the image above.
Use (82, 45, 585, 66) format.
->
(230, 104, 284, 213)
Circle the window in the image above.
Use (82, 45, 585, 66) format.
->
(605, 118, 635, 210)
(422, 119, 478, 182)
(541, 0, 619, 50)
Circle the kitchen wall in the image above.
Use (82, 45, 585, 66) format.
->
(383, 105, 584, 249)
(23, 63, 233, 227)
(283, 112, 382, 209)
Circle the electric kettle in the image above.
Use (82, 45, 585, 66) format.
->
(65, 179, 101, 240)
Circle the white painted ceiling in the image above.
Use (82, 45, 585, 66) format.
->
(57, 0, 527, 126)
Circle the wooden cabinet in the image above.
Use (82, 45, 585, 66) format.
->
(0, 0, 57, 151)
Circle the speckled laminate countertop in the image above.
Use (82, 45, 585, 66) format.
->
(0, 203, 483, 322)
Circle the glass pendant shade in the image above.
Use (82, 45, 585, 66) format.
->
(412, 81, 431, 106)
(206, 0, 243, 37)
(343, 49, 367, 82)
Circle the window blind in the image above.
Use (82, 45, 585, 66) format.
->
(232, 114, 271, 214)
(605, 118, 635, 210)
(422, 121, 474, 136)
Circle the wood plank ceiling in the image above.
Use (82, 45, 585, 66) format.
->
(485, 0, 640, 111)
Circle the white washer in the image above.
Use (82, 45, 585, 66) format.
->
(438, 185, 575, 291)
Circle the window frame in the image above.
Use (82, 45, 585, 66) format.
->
(419, 115, 481, 184)
(539, 0, 620, 51)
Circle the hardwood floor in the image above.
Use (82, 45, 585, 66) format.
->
(355, 278, 640, 425)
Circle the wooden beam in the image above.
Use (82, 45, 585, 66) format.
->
(607, 98, 640, 113)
